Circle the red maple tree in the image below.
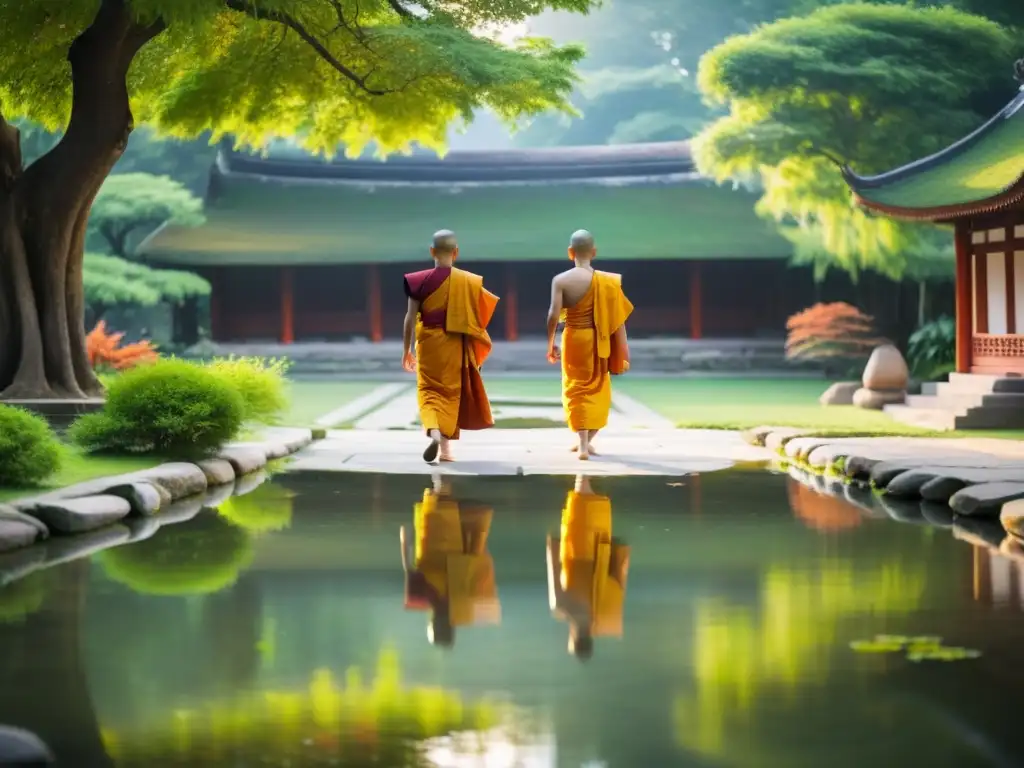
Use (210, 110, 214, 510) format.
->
(785, 302, 886, 362)
(86, 321, 158, 371)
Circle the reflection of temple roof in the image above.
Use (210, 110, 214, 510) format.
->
(843, 88, 1024, 221)
(138, 140, 792, 267)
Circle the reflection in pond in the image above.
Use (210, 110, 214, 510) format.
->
(547, 474, 629, 660)
(0, 570, 52, 625)
(400, 475, 500, 648)
(216, 481, 296, 534)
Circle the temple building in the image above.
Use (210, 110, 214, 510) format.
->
(844, 79, 1024, 428)
(138, 140, 925, 348)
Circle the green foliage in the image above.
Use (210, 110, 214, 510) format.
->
(97, 512, 254, 596)
(0, 405, 63, 487)
(83, 252, 210, 311)
(692, 3, 1017, 279)
(205, 356, 291, 426)
(907, 316, 956, 379)
(0, 0, 595, 158)
(0, 572, 52, 624)
(89, 173, 205, 258)
(217, 481, 295, 534)
(69, 358, 245, 457)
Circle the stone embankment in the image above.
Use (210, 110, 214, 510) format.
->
(0, 428, 317, 583)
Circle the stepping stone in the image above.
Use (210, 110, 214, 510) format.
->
(920, 476, 969, 504)
(43, 524, 131, 567)
(218, 446, 267, 476)
(890, 467, 1024, 500)
(102, 481, 163, 516)
(783, 437, 830, 460)
(870, 462, 917, 489)
(764, 429, 803, 453)
(262, 442, 291, 460)
(27, 495, 131, 534)
(999, 499, 1024, 540)
(0, 520, 40, 553)
(197, 458, 235, 486)
(885, 469, 941, 499)
(0, 505, 48, 539)
(845, 455, 882, 483)
(137, 462, 208, 500)
(950, 482, 1024, 519)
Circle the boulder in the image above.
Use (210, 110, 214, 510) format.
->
(845, 455, 882, 483)
(920, 476, 969, 503)
(853, 387, 905, 410)
(218, 446, 268, 476)
(197, 458, 236, 486)
(862, 344, 910, 391)
(884, 469, 940, 499)
(102, 481, 163, 516)
(869, 462, 916, 489)
(819, 381, 860, 406)
(27, 495, 131, 534)
(764, 428, 804, 453)
(0, 521, 39, 553)
(0, 505, 48, 539)
(1000, 499, 1024, 540)
(137, 462, 207, 501)
(950, 482, 1024, 518)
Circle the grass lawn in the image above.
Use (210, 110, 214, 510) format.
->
(284, 380, 391, 427)
(0, 448, 154, 504)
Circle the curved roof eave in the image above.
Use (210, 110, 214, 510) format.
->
(852, 177, 1024, 223)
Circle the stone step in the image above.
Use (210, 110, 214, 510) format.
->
(954, 406, 1024, 429)
(947, 372, 1024, 393)
(906, 391, 1024, 411)
(883, 404, 958, 431)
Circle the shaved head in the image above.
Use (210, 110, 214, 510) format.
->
(569, 229, 595, 257)
(432, 229, 458, 254)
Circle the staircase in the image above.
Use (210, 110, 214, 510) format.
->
(885, 373, 1024, 430)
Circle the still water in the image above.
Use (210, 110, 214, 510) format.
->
(2, 469, 1024, 767)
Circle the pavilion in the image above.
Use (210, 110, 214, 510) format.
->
(844, 76, 1024, 428)
(138, 140, 923, 347)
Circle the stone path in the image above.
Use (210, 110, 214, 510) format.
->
(315, 382, 410, 428)
(289, 427, 768, 476)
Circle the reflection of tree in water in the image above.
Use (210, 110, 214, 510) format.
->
(0, 570, 52, 624)
(674, 559, 928, 765)
(217, 482, 295, 534)
(97, 512, 254, 596)
(202, 574, 262, 695)
(100, 649, 505, 766)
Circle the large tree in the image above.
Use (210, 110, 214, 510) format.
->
(0, 0, 592, 400)
(692, 3, 1017, 280)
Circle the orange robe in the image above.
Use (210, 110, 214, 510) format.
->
(405, 488, 501, 627)
(560, 271, 633, 431)
(558, 489, 629, 637)
(404, 266, 499, 439)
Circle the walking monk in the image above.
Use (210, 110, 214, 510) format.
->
(547, 475, 630, 660)
(403, 230, 499, 463)
(546, 230, 633, 459)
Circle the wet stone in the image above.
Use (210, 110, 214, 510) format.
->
(28, 495, 131, 534)
(920, 476, 970, 504)
(42, 524, 131, 567)
(103, 482, 163, 517)
(0, 505, 48, 539)
(950, 482, 1024, 519)
(885, 469, 941, 499)
(0, 725, 54, 765)
(845, 455, 882, 482)
(218, 446, 268, 476)
(870, 462, 917, 489)
(764, 429, 803, 453)
(0, 521, 39, 553)
(125, 517, 161, 543)
(202, 480, 236, 508)
(138, 463, 208, 501)
(158, 496, 204, 525)
(878, 496, 928, 525)
(921, 501, 956, 528)
(234, 469, 268, 497)
(197, 458, 236, 486)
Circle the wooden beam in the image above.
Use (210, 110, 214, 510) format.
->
(280, 266, 294, 344)
(1007, 249, 1016, 334)
(954, 223, 974, 373)
(367, 264, 382, 342)
(505, 266, 518, 341)
(689, 261, 702, 339)
(975, 243, 989, 334)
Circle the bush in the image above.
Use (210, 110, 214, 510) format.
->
(0, 405, 62, 486)
(86, 320, 158, 372)
(908, 316, 955, 379)
(786, 302, 887, 377)
(69, 358, 245, 457)
(205, 356, 290, 425)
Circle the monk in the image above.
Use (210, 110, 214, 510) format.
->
(546, 229, 634, 459)
(399, 475, 501, 647)
(403, 230, 499, 464)
(546, 475, 630, 660)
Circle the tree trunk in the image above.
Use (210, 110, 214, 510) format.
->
(0, 0, 164, 400)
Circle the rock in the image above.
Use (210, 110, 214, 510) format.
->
(197, 458, 235, 486)
(0, 505, 48, 539)
(42, 524, 131, 567)
(920, 476, 969, 504)
(0, 521, 39, 553)
(763, 428, 804, 454)
(158, 496, 204, 525)
(884, 469, 940, 499)
(261, 442, 291, 461)
(999, 499, 1024, 540)
(878, 496, 927, 524)
(26, 495, 131, 534)
(920, 502, 956, 528)
(845, 455, 882, 483)
(862, 344, 910, 391)
(819, 381, 860, 406)
(218, 446, 267, 476)
(102, 482, 163, 516)
(950, 482, 1024, 518)
(842, 484, 886, 518)
(784, 437, 829, 461)
(0, 725, 53, 765)
(311, 427, 328, 440)
(870, 462, 916, 489)
(202, 481, 236, 508)
(852, 387, 905, 410)
(124, 517, 161, 543)
(233, 469, 268, 496)
(137, 462, 208, 501)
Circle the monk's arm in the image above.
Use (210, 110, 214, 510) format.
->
(402, 297, 419, 358)
(613, 322, 628, 350)
(546, 277, 563, 354)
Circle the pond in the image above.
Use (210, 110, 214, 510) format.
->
(1, 469, 1023, 767)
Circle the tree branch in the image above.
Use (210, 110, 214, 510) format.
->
(223, 0, 394, 95)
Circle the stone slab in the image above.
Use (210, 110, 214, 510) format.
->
(315, 382, 411, 427)
(0, 505, 48, 539)
(103, 481, 163, 516)
(136, 462, 208, 500)
(197, 458, 236, 486)
(217, 446, 268, 476)
(27, 495, 131, 534)
(0, 521, 39, 553)
(950, 482, 1024, 519)
(763, 429, 804, 453)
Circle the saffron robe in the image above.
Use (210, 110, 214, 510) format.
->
(560, 270, 633, 431)
(404, 266, 499, 439)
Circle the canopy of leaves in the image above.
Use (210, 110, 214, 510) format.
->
(90, 173, 205, 258)
(84, 252, 211, 308)
(0, 0, 596, 158)
(692, 4, 1017, 279)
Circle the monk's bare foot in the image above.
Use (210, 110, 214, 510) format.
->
(439, 453, 455, 462)
(570, 445, 598, 456)
(578, 451, 590, 461)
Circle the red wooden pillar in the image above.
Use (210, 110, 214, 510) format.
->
(367, 264, 383, 342)
(954, 223, 973, 373)
(280, 266, 294, 344)
(505, 266, 518, 341)
(689, 261, 703, 339)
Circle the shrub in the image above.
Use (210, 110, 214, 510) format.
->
(69, 358, 245, 457)
(205, 356, 290, 425)
(907, 316, 955, 379)
(86, 320, 158, 372)
(0, 405, 63, 486)
(786, 302, 887, 376)
(217, 482, 295, 534)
